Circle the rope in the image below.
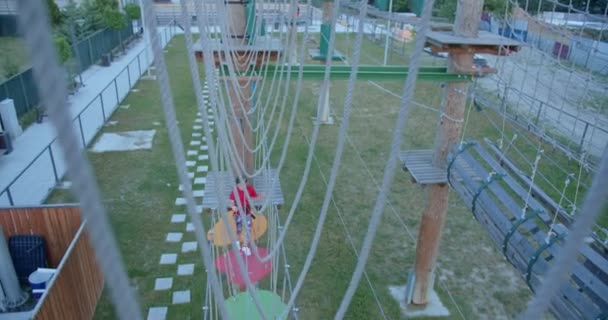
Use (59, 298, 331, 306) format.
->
(145, 1, 233, 318)
(521, 148, 544, 218)
(570, 152, 586, 216)
(273, 0, 372, 317)
(294, 116, 390, 318)
(229, 0, 341, 264)
(15, 2, 142, 318)
(521, 147, 608, 319)
(334, 0, 436, 317)
(459, 79, 477, 144)
(545, 173, 572, 243)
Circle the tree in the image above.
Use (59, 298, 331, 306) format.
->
(434, 0, 458, 21)
(434, 0, 509, 21)
(393, 0, 409, 12)
(46, 0, 62, 27)
(103, 9, 127, 52)
(124, 3, 141, 21)
(95, 0, 119, 11)
(103, 8, 127, 30)
(53, 35, 72, 64)
(124, 3, 141, 32)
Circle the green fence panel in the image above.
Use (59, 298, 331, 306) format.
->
(76, 40, 92, 70)
(20, 69, 39, 110)
(0, 15, 18, 36)
(3, 74, 28, 116)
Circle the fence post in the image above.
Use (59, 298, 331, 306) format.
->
(114, 78, 120, 105)
(6, 188, 14, 206)
(78, 116, 86, 147)
(100, 94, 106, 121)
(88, 38, 94, 66)
(48, 145, 59, 183)
(535, 102, 543, 125)
(137, 55, 142, 76)
(18, 74, 30, 112)
(579, 122, 589, 153)
(127, 65, 132, 88)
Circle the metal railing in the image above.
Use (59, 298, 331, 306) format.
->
(0, 25, 135, 118)
(0, 23, 178, 206)
(475, 86, 608, 164)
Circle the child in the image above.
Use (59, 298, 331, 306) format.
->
(229, 176, 263, 256)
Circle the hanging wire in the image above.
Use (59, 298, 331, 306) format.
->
(334, 0, 436, 317)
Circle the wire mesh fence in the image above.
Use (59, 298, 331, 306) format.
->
(0, 24, 134, 119)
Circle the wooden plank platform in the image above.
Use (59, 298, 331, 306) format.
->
(448, 140, 608, 320)
(201, 169, 284, 210)
(399, 149, 478, 185)
(426, 30, 522, 55)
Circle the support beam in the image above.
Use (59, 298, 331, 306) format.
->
(412, 0, 483, 306)
(245, 65, 474, 81)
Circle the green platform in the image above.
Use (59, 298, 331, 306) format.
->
(225, 290, 286, 319)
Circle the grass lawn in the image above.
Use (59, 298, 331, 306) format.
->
(0, 37, 29, 82)
(44, 33, 600, 319)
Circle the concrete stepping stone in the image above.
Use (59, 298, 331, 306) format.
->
(190, 140, 201, 146)
(171, 214, 186, 223)
(194, 177, 206, 185)
(160, 254, 177, 265)
(196, 166, 208, 172)
(186, 161, 196, 167)
(172, 290, 191, 304)
(147, 307, 167, 320)
(175, 198, 186, 206)
(154, 278, 173, 291)
(182, 242, 197, 253)
(177, 264, 195, 276)
(187, 150, 198, 156)
(166, 232, 183, 242)
(193, 190, 204, 197)
(186, 223, 194, 232)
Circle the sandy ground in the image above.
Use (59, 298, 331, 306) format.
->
(477, 47, 608, 158)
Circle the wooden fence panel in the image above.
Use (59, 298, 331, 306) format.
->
(0, 205, 81, 266)
(0, 205, 103, 319)
(34, 228, 104, 320)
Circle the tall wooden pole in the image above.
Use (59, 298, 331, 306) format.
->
(411, 0, 483, 305)
(225, 0, 255, 174)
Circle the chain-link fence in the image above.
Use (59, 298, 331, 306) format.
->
(0, 24, 134, 119)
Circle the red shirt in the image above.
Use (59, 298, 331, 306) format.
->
(229, 184, 258, 214)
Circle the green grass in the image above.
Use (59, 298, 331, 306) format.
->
(43, 34, 585, 319)
(0, 37, 29, 82)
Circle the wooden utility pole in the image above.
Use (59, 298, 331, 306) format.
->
(195, 0, 282, 174)
(225, 0, 254, 173)
(412, 0, 484, 305)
